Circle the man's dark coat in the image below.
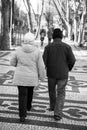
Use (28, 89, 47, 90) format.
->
(43, 38, 76, 80)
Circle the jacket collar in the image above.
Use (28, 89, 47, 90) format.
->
(53, 38, 62, 42)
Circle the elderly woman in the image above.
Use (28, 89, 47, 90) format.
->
(10, 32, 46, 123)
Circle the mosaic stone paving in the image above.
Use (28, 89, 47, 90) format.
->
(0, 51, 87, 130)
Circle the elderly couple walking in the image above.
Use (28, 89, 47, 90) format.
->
(10, 28, 76, 123)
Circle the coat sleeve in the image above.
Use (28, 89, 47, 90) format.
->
(67, 46, 76, 71)
(37, 51, 46, 81)
(10, 51, 18, 67)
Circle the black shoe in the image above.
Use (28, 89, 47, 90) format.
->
(54, 115, 62, 121)
(20, 117, 25, 123)
(27, 105, 32, 111)
(48, 108, 54, 111)
(27, 107, 31, 111)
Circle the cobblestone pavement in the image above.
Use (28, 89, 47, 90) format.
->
(0, 44, 87, 130)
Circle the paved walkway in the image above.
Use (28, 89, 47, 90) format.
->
(0, 41, 87, 130)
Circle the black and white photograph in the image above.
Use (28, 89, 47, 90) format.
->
(0, 0, 87, 129)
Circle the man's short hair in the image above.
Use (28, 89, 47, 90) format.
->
(52, 28, 63, 39)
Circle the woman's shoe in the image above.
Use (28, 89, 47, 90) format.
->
(27, 105, 32, 111)
(27, 107, 31, 111)
(20, 117, 25, 123)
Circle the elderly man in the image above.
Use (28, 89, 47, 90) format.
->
(43, 28, 76, 121)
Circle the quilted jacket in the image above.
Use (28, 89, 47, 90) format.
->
(10, 44, 46, 87)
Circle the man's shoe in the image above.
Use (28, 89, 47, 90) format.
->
(48, 108, 54, 111)
(47, 107, 54, 111)
(54, 115, 62, 121)
(20, 117, 25, 123)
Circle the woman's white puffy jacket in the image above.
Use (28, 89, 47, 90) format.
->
(10, 44, 46, 87)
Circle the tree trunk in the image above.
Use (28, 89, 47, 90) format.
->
(35, 0, 44, 39)
(53, 0, 71, 39)
(26, 0, 33, 32)
(0, 0, 10, 50)
(73, 18, 77, 42)
(78, 13, 85, 45)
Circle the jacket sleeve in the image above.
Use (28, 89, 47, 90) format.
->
(10, 51, 18, 67)
(37, 51, 46, 81)
(67, 46, 76, 71)
(43, 46, 48, 68)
